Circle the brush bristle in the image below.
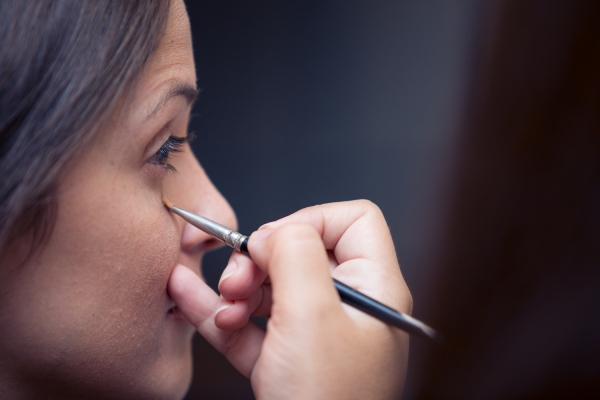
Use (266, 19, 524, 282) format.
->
(163, 196, 173, 209)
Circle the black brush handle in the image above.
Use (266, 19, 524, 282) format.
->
(240, 236, 249, 255)
(239, 236, 439, 342)
(335, 279, 440, 342)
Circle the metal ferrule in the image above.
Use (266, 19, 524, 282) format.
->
(222, 229, 248, 252)
(170, 206, 248, 252)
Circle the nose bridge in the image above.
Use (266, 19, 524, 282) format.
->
(166, 148, 237, 252)
(194, 173, 237, 231)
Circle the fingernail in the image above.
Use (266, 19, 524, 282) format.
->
(215, 299, 234, 316)
(218, 260, 237, 289)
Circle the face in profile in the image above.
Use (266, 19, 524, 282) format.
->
(0, 0, 235, 398)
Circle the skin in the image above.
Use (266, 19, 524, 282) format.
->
(0, 1, 235, 398)
(0, 0, 412, 398)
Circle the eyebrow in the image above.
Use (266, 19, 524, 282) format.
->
(146, 81, 199, 120)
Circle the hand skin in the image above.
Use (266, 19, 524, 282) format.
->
(168, 200, 411, 399)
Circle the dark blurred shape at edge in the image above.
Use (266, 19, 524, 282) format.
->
(416, 0, 600, 398)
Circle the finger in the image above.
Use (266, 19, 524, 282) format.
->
(168, 264, 264, 377)
(326, 249, 339, 273)
(260, 200, 398, 268)
(219, 251, 267, 300)
(332, 258, 412, 314)
(252, 283, 273, 317)
(260, 201, 409, 313)
(214, 283, 273, 330)
(248, 224, 340, 319)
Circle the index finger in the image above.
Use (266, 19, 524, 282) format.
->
(260, 200, 398, 268)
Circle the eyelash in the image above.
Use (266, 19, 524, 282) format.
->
(148, 132, 196, 172)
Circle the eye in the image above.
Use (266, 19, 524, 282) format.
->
(148, 132, 196, 172)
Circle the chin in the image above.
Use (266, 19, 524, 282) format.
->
(150, 357, 194, 400)
(122, 311, 196, 400)
(149, 313, 196, 400)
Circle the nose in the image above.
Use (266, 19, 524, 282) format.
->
(163, 146, 237, 254)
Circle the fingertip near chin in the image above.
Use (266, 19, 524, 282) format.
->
(168, 264, 197, 298)
(168, 264, 218, 327)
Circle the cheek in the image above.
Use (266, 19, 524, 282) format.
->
(2, 164, 185, 392)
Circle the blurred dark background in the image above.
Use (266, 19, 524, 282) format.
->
(183, 1, 600, 399)
(183, 0, 477, 397)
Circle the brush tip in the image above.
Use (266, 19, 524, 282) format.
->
(163, 196, 173, 209)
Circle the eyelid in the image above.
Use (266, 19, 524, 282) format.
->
(139, 94, 195, 163)
(144, 128, 172, 162)
(147, 132, 196, 172)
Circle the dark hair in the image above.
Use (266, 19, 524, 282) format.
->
(0, 0, 171, 255)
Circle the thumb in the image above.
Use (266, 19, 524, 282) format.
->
(248, 223, 340, 319)
(168, 264, 264, 377)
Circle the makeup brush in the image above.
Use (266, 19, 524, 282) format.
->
(164, 197, 440, 342)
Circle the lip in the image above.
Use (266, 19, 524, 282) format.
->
(166, 304, 187, 321)
(165, 294, 188, 321)
(166, 295, 178, 314)
(166, 305, 179, 315)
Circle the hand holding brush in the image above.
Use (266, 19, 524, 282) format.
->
(168, 200, 426, 398)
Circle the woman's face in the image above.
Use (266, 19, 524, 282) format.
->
(0, 1, 235, 398)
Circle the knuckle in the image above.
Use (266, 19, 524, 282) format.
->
(350, 199, 389, 228)
(354, 199, 383, 216)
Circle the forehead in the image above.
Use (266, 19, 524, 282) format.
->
(150, 0, 194, 77)
(125, 0, 196, 125)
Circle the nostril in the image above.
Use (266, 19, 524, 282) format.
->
(203, 238, 224, 252)
(182, 236, 223, 253)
